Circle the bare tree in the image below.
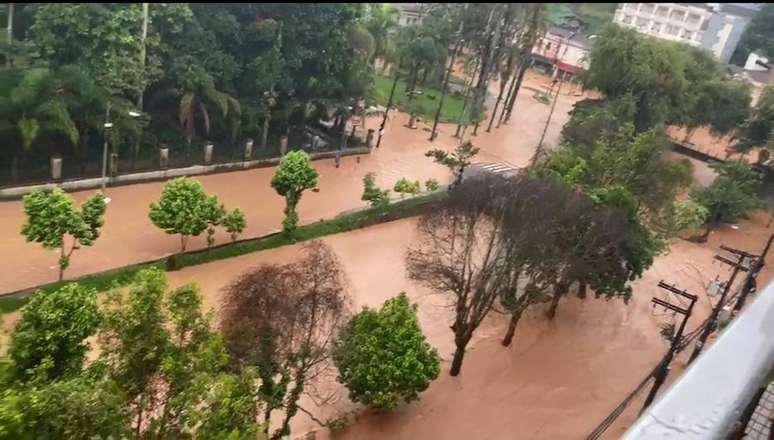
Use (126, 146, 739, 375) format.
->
(406, 173, 512, 376)
(220, 241, 350, 440)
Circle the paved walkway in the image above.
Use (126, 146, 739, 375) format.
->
(0, 71, 579, 293)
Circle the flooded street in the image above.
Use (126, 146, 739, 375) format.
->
(156, 211, 772, 439)
(0, 70, 577, 293)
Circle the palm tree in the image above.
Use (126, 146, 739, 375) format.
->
(0, 66, 84, 181)
(364, 4, 399, 70)
(179, 80, 241, 149)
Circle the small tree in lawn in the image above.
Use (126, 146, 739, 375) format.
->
(223, 209, 247, 242)
(6, 283, 100, 382)
(362, 172, 391, 209)
(425, 141, 480, 188)
(333, 292, 440, 410)
(270, 150, 319, 234)
(691, 160, 761, 241)
(425, 178, 440, 191)
(393, 177, 421, 199)
(149, 177, 222, 252)
(21, 188, 107, 281)
(205, 202, 226, 248)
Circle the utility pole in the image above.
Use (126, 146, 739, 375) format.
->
(688, 250, 748, 365)
(101, 102, 112, 192)
(5, 3, 13, 67)
(455, 57, 479, 139)
(641, 281, 697, 413)
(733, 234, 773, 313)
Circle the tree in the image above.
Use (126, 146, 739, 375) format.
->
(736, 85, 774, 151)
(425, 178, 440, 191)
(21, 188, 107, 281)
(6, 283, 100, 382)
(221, 241, 349, 439)
(149, 177, 222, 252)
(669, 199, 709, 236)
(333, 292, 440, 410)
(406, 173, 512, 376)
(692, 160, 761, 240)
(364, 4, 399, 67)
(0, 376, 129, 439)
(223, 208, 247, 242)
(393, 177, 420, 199)
(361, 172, 390, 209)
(99, 267, 245, 437)
(731, 3, 774, 64)
(425, 140, 480, 188)
(270, 150, 318, 234)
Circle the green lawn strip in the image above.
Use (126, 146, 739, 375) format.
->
(370, 75, 483, 125)
(0, 192, 447, 316)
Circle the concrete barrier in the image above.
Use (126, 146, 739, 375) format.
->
(0, 146, 371, 199)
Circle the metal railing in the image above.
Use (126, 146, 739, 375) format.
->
(623, 281, 774, 439)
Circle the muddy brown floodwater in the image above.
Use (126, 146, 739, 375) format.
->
(160, 209, 774, 440)
(0, 70, 578, 294)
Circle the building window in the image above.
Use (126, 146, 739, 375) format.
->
(545, 42, 552, 51)
(686, 13, 701, 26)
(669, 9, 685, 21)
(636, 17, 649, 27)
(666, 24, 679, 36)
(651, 22, 662, 33)
(641, 3, 655, 14)
(623, 15, 634, 25)
(656, 6, 669, 17)
(683, 30, 693, 40)
(625, 3, 639, 11)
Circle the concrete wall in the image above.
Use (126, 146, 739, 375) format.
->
(0, 147, 371, 199)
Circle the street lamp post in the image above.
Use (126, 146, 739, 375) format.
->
(100, 104, 143, 198)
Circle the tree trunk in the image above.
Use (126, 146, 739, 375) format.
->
(10, 153, 18, 183)
(547, 283, 567, 320)
(486, 70, 509, 132)
(58, 245, 65, 282)
(501, 306, 524, 347)
(5, 3, 13, 68)
(503, 58, 529, 124)
(577, 282, 587, 299)
(180, 235, 188, 252)
(449, 343, 466, 376)
(261, 114, 270, 150)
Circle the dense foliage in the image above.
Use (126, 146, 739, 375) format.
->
(0, 3, 373, 182)
(333, 293, 440, 410)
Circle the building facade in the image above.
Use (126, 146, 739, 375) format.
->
(531, 27, 592, 76)
(392, 3, 423, 27)
(613, 3, 761, 63)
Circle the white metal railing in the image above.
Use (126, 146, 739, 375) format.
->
(623, 282, 774, 439)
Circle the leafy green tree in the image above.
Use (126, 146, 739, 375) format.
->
(5, 283, 100, 382)
(393, 177, 420, 199)
(223, 208, 247, 242)
(692, 160, 761, 240)
(737, 85, 774, 151)
(333, 292, 440, 410)
(21, 188, 107, 281)
(364, 4, 399, 67)
(361, 172, 390, 209)
(149, 177, 222, 252)
(270, 150, 318, 234)
(669, 199, 709, 236)
(425, 178, 440, 191)
(205, 201, 226, 249)
(731, 3, 774, 64)
(0, 376, 129, 439)
(426, 141, 480, 187)
(99, 267, 243, 437)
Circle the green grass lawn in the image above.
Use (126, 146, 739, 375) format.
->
(370, 75, 481, 125)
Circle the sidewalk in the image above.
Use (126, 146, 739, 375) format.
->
(0, 71, 580, 293)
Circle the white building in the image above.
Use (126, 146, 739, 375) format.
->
(613, 3, 761, 63)
(531, 27, 592, 76)
(392, 3, 423, 27)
